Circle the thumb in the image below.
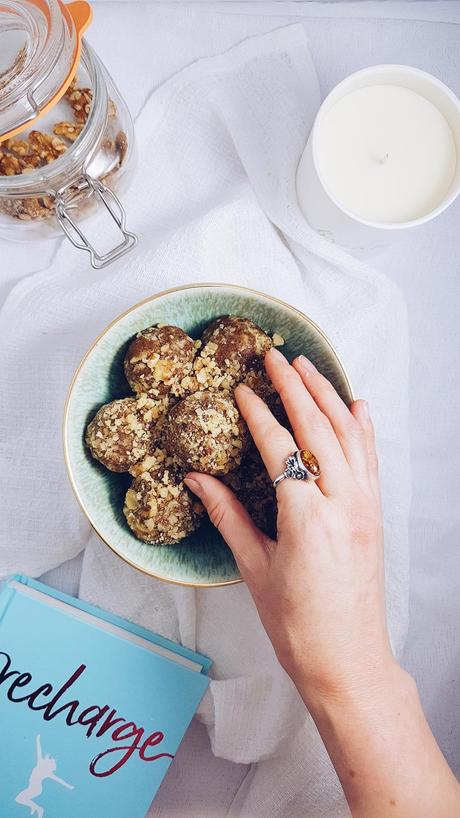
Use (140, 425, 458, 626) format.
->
(184, 473, 270, 578)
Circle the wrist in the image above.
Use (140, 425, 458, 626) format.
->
(294, 655, 414, 721)
(301, 657, 418, 732)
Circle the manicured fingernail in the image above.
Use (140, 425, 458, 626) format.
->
(184, 476, 203, 497)
(235, 382, 253, 394)
(296, 355, 317, 375)
(268, 346, 287, 363)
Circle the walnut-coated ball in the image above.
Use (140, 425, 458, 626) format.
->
(242, 369, 289, 428)
(85, 395, 168, 472)
(237, 449, 277, 538)
(165, 390, 250, 475)
(123, 467, 203, 544)
(221, 449, 277, 538)
(194, 316, 273, 390)
(124, 324, 198, 398)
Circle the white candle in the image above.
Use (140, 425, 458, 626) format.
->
(317, 85, 456, 223)
(297, 66, 460, 250)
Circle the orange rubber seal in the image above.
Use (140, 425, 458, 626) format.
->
(0, 1, 93, 143)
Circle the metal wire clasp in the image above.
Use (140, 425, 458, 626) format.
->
(55, 174, 137, 268)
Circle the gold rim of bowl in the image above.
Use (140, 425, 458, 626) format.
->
(63, 282, 355, 588)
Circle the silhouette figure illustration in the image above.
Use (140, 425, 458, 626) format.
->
(15, 735, 73, 818)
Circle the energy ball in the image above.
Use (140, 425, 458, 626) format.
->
(123, 467, 203, 544)
(237, 449, 277, 538)
(242, 369, 289, 428)
(85, 395, 168, 472)
(165, 391, 250, 475)
(220, 449, 277, 537)
(124, 324, 198, 398)
(194, 316, 273, 390)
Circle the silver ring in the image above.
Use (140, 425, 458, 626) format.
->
(273, 449, 320, 488)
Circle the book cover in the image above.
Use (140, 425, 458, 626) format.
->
(0, 575, 211, 818)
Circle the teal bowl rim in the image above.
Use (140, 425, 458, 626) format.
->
(63, 282, 355, 588)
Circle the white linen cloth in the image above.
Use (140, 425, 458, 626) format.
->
(0, 24, 410, 817)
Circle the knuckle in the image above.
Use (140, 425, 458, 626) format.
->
(207, 499, 227, 530)
(277, 382, 296, 407)
(307, 415, 332, 436)
(277, 367, 305, 398)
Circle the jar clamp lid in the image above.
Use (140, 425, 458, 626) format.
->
(0, 1, 92, 142)
(0, 1, 137, 268)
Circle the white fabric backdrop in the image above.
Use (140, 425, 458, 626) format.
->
(1, 1, 459, 816)
(0, 22, 410, 817)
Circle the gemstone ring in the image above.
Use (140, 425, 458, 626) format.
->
(272, 449, 320, 488)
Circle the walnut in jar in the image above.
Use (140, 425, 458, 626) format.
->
(85, 394, 168, 472)
(165, 390, 250, 476)
(124, 325, 198, 399)
(194, 316, 273, 390)
(124, 467, 203, 544)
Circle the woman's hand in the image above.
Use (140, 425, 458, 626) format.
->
(185, 347, 460, 818)
(185, 346, 393, 706)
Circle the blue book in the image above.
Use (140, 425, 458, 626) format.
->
(0, 575, 211, 818)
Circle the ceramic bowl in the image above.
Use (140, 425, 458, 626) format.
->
(64, 283, 353, 587)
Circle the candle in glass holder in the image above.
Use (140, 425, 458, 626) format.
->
(297, 65, 460, 251)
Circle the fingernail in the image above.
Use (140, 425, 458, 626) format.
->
(184, 476, 203, 498)
(296, 355, 317, 375)
(268, 347, 287, 363)
(360, 400, 370, 420)
(235, 382, 253, 394)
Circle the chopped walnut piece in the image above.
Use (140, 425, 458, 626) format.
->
(20, 154, 43, 171)
(0, 151, 22, 176)
(28, 131, 67, 163)
(15, 196, 55, 221)
(4, 138, 30, 157)
(53, 121, 84, 142)
(3, 138, 46, 171)
(66, 85, 93, 123)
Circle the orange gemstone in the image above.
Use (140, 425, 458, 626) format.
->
(300, 449, 320, 475)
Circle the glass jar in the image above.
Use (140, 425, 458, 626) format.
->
(0, 0, 137, 268)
